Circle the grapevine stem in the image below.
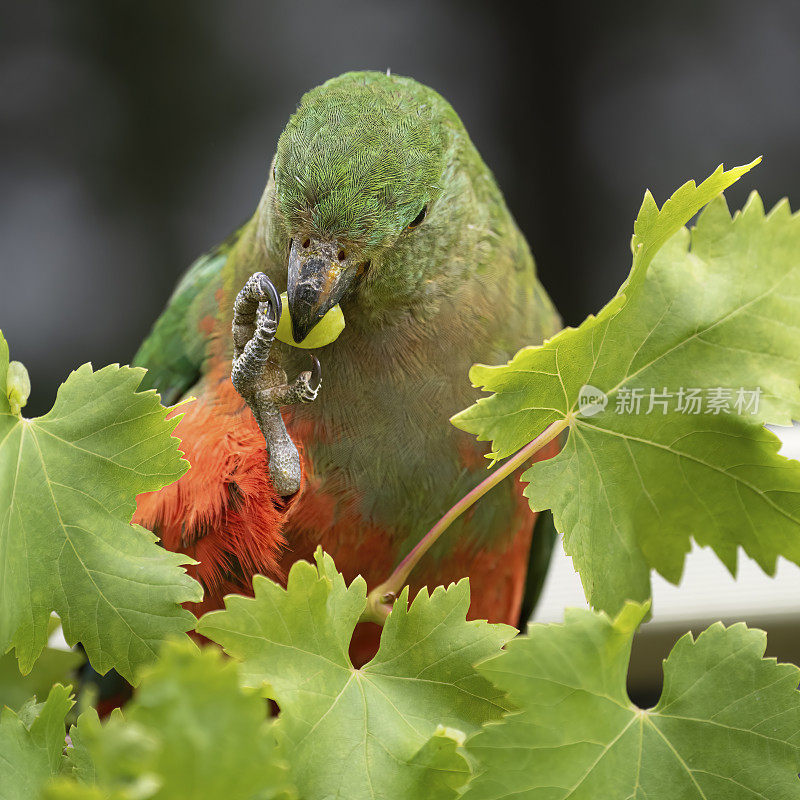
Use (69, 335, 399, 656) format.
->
(362, 416, 569, 624)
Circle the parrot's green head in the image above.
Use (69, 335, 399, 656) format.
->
(270, 71, 470, 341)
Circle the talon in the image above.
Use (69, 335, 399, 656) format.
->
(309, 354, 321, 390)
(258, 273, 282, 321)
(230, 272, 305, 498)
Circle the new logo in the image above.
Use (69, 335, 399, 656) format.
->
(578, 385, 608, 417)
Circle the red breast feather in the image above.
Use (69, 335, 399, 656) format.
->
(133, 365, 297, 615)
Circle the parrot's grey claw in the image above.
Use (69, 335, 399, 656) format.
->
(295, 369, 320, 404)
(232, 273, 278, 394)
(232, 272, 281, 367)
(231, 272, 306, 497)
(257, 300, 278, 337)
(258, 273, 282, 322)
(309, 354, 321, 390)
(230, 273, 323, 495)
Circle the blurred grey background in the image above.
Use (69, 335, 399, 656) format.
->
(3, 1, 799, 415)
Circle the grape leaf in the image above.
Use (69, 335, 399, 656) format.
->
(0, 683, 73, 800)
(0, 331, 202, 681)
(0, 643, 82, 712)
(626, 158, 760, 295)
(197, 549, 515, 800)
(49, 640, 294, 800)
(452, 164, 800, 614)
(463, 603, 800, 800)
(46, 705, 156, 799)
(0, 616, 82, 712)
(42, 784, 111, 800)
(41, 780, 111, 800)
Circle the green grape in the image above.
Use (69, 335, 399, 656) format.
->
(274, 292, 345, 348)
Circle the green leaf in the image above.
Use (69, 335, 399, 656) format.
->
(626, 159, 760, 295)
(0, 615, 82, 713)
(0, 683, 73, 800)
(0, 643, 82, 713)
(61, 706, 107, 786)
(42, 783, 112, 800)
(452, 165, 800, 614)
(463, 604, 800, 800)
(197, 549, 514, 800)
(46, 707, 150, 800)
(0, 331, 202, 682)
(50, 639, 294, 800)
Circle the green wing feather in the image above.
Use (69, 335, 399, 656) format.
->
(517, 509, 558, 631)
(133, 247, 227, 405)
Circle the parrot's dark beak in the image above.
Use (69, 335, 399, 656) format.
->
(286, 237, 359, 343)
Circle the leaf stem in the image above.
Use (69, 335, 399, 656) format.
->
(361, 417, 569, 624)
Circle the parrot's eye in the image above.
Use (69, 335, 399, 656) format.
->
(407, 205, 427, 230)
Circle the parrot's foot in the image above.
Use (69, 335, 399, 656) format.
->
(279, 357, 321, 405)
(231, 272, 282, 392)
(231, 272, 322, 497)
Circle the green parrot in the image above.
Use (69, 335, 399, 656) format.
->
(133, 71, 561, 659)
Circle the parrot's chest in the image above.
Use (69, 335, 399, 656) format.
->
(284, 334, 482, 535)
